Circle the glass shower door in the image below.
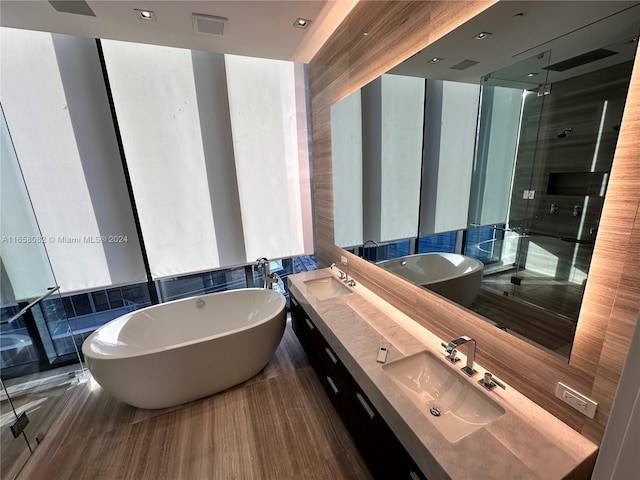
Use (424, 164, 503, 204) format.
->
(1, 378, 32, 480)
(1, 104, 84, 479)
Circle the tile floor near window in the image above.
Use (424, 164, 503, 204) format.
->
(15, 320, 372, 480)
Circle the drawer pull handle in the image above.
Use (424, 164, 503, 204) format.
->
(304, 318, 315, 330)
(291, 298, 299, 308)
(356, 392, 375, 419)
(325, 347, 338, 365)
(409, 471, 420, 480)
(326, 376, 339, 395)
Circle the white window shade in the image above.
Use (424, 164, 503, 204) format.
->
(331, 90, 363, 248)
(420, 80, 480, 235)
(225, 55, 313, 261)
(0, 29, 147, 293)
(362, 75, 424, 243)
(101, 41, 241, 279)
(468, 86, 523, 226)
(102, 42, 313, 277)
(379, 75, 424, 242)
(1, 108, 56, 303)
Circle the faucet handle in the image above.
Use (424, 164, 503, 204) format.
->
(440, 342, 460, 363)
(479, 372, 506, 391)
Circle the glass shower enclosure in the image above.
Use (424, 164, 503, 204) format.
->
(1, 105, 84, 479)
(467, 34, 635, 356)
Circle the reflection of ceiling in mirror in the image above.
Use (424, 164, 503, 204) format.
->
(390, 1, 639, 84)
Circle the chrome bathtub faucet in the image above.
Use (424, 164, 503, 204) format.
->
(361, 239, 379, 260)
(442, 336, 477, 376)
(255, 257, 275, 289)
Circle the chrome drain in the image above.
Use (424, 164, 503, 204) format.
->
(429, 406, 441, 417)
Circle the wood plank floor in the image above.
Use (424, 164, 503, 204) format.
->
(15, 320, 373, 480)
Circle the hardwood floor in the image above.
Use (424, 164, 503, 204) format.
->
(15, 321, 373, 480)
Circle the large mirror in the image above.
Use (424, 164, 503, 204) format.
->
(331, 1, 639, 360)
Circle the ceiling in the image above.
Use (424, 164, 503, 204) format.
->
(391, 1, 640, 84)
(2, 1, 637, 71)
(0, 0, 358, 63)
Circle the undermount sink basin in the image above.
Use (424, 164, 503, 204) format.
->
(303, 276, 352, 300)
(382, 350, 505, 442)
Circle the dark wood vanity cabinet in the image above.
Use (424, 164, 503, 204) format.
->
(290, 296, 427, 480)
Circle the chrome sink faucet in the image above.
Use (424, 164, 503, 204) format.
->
(331, 260, 355, 286)
(330, 261, 345, 280)
(442, 336, 477, 376)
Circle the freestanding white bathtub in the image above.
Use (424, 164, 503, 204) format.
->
(82, 288, 286, 409)
(377, 253, 484, 307)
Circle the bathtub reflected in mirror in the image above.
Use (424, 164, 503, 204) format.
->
(377, 253, 483, 308)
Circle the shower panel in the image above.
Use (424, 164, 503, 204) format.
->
(0, 105, 84, 479)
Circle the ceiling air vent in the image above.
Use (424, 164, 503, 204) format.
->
(48, 1, 95, 16)
(192, 14, 228, 36)
(543, 49, 617, 72)
(449, 59, 479, 71)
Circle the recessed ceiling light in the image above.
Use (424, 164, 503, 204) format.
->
(526, 72, 538, 77)
(473, 32, 492, 40)
(135, 9, 156, 21)
(294, 18, 311, 29)
(428, 57, 443, 64)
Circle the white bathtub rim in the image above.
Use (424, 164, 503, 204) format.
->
(377, 252, 484, 285)
(82, 288, 286, 361)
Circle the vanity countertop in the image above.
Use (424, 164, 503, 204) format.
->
(288, 268, 598, 480)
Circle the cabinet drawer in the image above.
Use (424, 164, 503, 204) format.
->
(350, 386, 428, 479)
(291, 298, 323, 367)
(290, 294, 428, 480)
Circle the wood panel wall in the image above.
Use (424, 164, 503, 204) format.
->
(308, 0, 640, 445)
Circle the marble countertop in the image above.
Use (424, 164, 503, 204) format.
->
(288, 268, 598, 480)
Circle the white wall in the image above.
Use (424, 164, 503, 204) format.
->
(592, 313, 640, 479)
